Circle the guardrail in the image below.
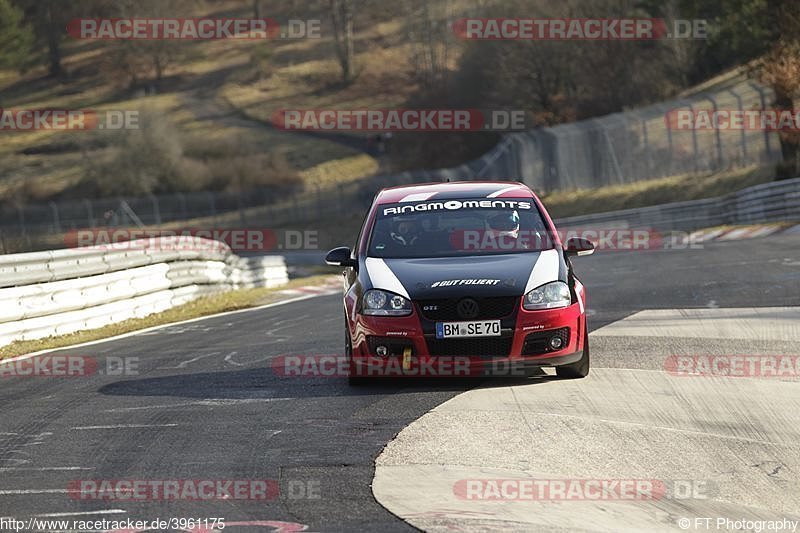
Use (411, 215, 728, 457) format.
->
(554, 177, 800, 233)
(0, 237, 288, 348)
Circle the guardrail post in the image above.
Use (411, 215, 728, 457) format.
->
(16, 206, 26, 240)
(238, 192, 247, 225)
(750, 82, 774, 161)
(149, 194, 162, 226)
(664, 105, 674, 177)
(207, 192, 217, 224)
(314, 182, 323, 215)
(83, 199, 95, 227)
(727, 88, 747, 164)
(688, 102, 700, 173)
(641, 118, 652, 178)
(177, 193, 187, 220)
(703, 95, 724, 170)
(48, 201, 62, 234)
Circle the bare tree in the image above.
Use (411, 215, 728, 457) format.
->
(405, 0, 452, 90)
(329, 0, 355, 83)
(751, 0, 800, 176)
(660, 0, 699, 88)
(12, 0, 93, 77)
(0, 0, 32, 73)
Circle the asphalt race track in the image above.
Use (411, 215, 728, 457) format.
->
(1, 232, 799, 532)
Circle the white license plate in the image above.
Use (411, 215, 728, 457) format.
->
(435, 320, 501, 339)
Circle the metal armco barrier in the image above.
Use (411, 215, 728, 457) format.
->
(0, 237, 288, 348)
(554, 177, 800, 232)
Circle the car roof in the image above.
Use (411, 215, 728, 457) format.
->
(376, 181, 535, 204)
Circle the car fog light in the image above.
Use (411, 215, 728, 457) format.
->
(375, 345, 388, 357)
(549, 336, 563, 350)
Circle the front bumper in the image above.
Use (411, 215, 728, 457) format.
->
(349, 298, 585, 376)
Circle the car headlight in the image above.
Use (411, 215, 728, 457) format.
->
(362, 289, 412, 316)
(523, 281, 571, 310)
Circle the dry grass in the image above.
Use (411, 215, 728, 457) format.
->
(0, 0, 443, 201)
(541, 165, 776, 218)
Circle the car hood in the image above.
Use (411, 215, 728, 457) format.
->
(363, 249, 565, 300)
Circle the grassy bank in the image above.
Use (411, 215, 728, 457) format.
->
(541, 165, 775, 219)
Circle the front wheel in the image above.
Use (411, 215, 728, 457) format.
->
(556, 321, 590, 379)
(345, 323, 368, 386)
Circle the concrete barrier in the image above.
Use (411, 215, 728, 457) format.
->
(0, 237, 288, 348)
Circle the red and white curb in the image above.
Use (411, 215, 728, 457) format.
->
(690, 223, 797, 243)
(275, 277, 341, 297)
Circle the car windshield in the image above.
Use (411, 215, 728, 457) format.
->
(368, 198, 553, 258)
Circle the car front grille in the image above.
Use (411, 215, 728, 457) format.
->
(425, 336, 513, 358)
(521, 327, 570, 356)
(417, 296, 519, 321)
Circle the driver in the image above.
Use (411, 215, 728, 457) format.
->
(390, 216, 422, 246)
(485, 210, 530, 249)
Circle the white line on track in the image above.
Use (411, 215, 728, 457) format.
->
(0, 489, 70, 495)
(102, 398, 295, 412)
(224, 351, 243, 366)
(159, 351, 220, 369)
(0, 467, 92, 472)
(69, 424, 179, 430)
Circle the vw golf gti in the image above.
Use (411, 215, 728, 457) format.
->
(326, 181, 595, 384)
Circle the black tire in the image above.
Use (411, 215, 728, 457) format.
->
(556, 321, 590, 379)
(345, 322, 368, 386)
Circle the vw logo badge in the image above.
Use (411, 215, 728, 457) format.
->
(456, 298, 480, 319)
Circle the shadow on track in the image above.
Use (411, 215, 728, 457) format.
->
(97, 368, 553, 400)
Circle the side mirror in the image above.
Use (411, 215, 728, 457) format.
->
(564, 237, 595, 257)
(325, 246, 358, 268)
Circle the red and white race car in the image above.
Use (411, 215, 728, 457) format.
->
(325, 181, 594, 385)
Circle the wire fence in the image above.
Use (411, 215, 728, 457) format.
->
(0, 186, 297, 249)
(380, 78, 782, 190)
(0, 77, 785, 252)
